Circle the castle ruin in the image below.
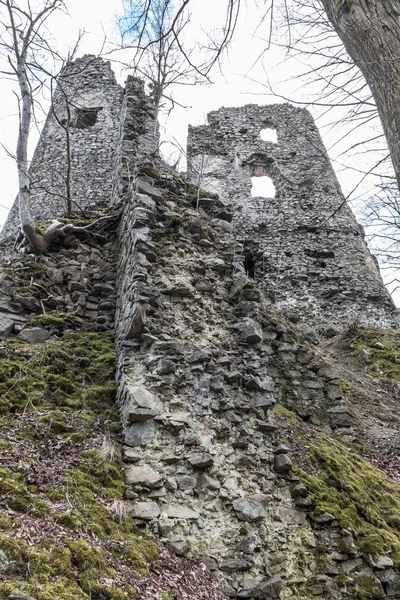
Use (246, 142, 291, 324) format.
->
(187, 104, 398, 330)
(1, 56, 400, 600)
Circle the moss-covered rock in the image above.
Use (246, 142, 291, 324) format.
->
(346, 327, 400, 381)
(296, 435, 400, 560)
(0, 331, 116, 414)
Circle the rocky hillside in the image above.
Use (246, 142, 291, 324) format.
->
(0, 209, 225, 600)
(0, 164, 400, 600)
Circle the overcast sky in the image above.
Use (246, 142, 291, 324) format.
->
(0, 0, 397, 300)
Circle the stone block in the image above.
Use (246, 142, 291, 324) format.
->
(18, 327, 50, 343)
(239, 320, 263, 344)
(232, 498, 265, 522)
(188, 452, 214, 468)
(274, 454, 292, 474)
(126, 303, 146, 338)
(125, 466, 163, 488)
(164, 504, 200, 519)
(131, 501, 160, 520)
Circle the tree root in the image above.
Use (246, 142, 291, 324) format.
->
(15, 214, 116, 253)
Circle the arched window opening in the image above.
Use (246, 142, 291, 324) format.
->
(251, 175, 276, 198)
(260, 127, 277, 143)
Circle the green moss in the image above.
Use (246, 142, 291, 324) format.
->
(273, 404, 298, 421)
(0, 469, 50, 516)
(0, 331, 116, 414)
(0, 310, 161, 599)
(0, 512, 16, 530)
(243, 279, 259, 290)
(38, 410, 71, 433)
(0, 438, 11, 451)
(340, 377, 358, 397)
(152, 211, 195, 242)
(0, 468, 27, 496)
(346, 327, 400, 381)
(353, 574, 384, 600)
(54, 512, 80, 529)
(0, 530, 157, 599)
(26, 313, 81, 332)
(69, 432, 86, 445)
(296, 435, 400, 559)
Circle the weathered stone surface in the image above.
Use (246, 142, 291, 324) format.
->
(164, 505, 200, 519)
(211, 218, 232, 232)
(273, 443, 289, 455)
(199, 474, 221, 490)
(274, 454, 292, 473)
(126, 408, 158, 422)
(124, 385, 163, 423)
(15, 56, 399, 596)
(220, 557, 253, 572)
(131, 501, 160, 520)
(125, 466, 162, 487)
(157, 358, 175, 374)
(237, 578, 260, 598)
(239, 320, 263, 344)
(2, 57, 134, 240)
(367, 554, 394, 569)
(232, 498, 266, 522)
(375, 568, 399, 584)
(0, 314, 14, 337)
(176, 476, 196, 490)
(165, 536, 190, 556)
(310, 511, 335, 524)
(255, 575, 282, 598)
(123, 448, 142, 463)
(239, 534, 261, 554)
(124, 420, 156, 447)
(278, 508, 306, 525)
(188, 103, 399, 331)
(18, 327, 50, 343)
(326, 384, 343, 400)
(126, 303, 146, 338)
(317, 366, 337, 380)
(137, 179, 163, 202)
(187, 452, 214, 468)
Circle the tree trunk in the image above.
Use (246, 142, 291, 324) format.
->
(319, 0, 400, 190)
(17, 64, 45, 252)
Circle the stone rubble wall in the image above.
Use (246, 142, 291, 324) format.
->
(0, 225, 118, 339)
(187, 104, 399, 330)
(114, 165, 399, 599)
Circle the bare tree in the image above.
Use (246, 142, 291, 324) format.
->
(0, 0, 68, 251)
(118, 0, 212, 124)
(314, 1, 400, 193)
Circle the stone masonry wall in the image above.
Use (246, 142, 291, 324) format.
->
(114, 166, 400, 599)
(187, 104, 399, 331)
(1, 56, 124, 240)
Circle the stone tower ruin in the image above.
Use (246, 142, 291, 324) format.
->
(1, 55, 158, 240)
(187, 104, 399, 330)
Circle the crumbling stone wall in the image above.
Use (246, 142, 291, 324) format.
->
(187, 104, 399, 330)
(1, 56, 158, 242)
(114, 165, 400, 599)
(2, 56, 123, 240)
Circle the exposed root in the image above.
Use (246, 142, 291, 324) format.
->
(15, 212, 120, 254)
